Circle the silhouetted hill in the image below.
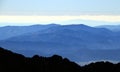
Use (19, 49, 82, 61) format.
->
(0, 47, 80, 72)
(0, 47, 120, 72)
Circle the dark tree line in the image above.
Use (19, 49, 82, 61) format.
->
(0, 47, 120, 72)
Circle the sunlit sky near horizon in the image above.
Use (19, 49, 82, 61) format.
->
(0, 0, 120, 26)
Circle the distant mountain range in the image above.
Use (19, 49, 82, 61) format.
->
(58, 19, 120, 26)
(0, 24, 59, 40)
(96, 25, 120, 32)
(0, 24, 120, 63)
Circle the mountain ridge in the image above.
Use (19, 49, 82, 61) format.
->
(1, 24, 120, 63)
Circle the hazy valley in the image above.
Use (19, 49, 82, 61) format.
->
(0, 24, 120, 64)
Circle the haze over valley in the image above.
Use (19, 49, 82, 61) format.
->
(0, 24, 120, 64)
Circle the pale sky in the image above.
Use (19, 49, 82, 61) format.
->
(0, 0, 120, 26)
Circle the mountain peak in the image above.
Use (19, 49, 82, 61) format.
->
(60, 24, 92, 31)
(76, 24, 91, 27)
(63, 24, 91, 28)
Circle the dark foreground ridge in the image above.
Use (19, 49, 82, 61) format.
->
(0, 47, 120, 72)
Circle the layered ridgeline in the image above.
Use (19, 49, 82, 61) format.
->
(0, 24, 120, 63)
(0, 47, 120, 72)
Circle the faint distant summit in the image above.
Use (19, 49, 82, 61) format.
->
(96, 25, 120, 32)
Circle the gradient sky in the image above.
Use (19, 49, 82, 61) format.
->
(0, 0, 120, 26)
